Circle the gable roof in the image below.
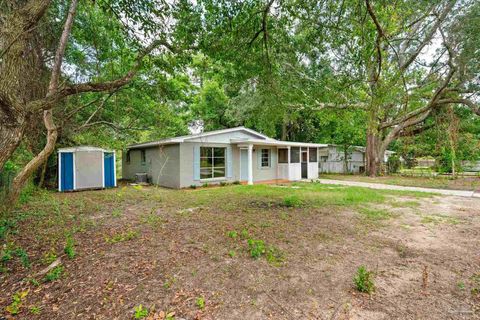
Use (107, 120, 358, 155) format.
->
(127, 126, 274, 149)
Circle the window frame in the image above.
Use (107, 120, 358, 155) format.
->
(260, 148, 270, 168)
(200, 146, 226, 180)
(290, 147, 300, 163)
(309, 147, 318, 162)
(278, 149, 288, 163)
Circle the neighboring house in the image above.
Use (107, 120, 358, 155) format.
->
(123, 127, 327, 188)
(318, 145, 395, 174)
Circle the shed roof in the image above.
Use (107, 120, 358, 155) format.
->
(58, 146, 113, 153)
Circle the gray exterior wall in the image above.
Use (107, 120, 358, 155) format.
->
(122, 144, 180, 188)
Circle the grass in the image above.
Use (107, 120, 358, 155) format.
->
(0, 181, 453, 318)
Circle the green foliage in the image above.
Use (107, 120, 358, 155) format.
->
(29, 305, 41, 315)
(5, 290, 29, 315)
(44, 265, 64, 282)
(283, 195, 303, 208)
(133, 304, 149, 319)
(226, 230, 238, 239)
(64, 234, 76, 259)
(195, 296, 205, 310)
(247, 239, 266, 259)
(387, 154, 401, 174)
(354, 266, 375, 294)
(105, 230, 138, 243)
(228, 250, 236, 258)
(265, 246, 285, 266)
(190, 184, 197, 189)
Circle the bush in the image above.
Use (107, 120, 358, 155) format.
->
(353, 265, 375, 293)
(387, 154, 401, 174)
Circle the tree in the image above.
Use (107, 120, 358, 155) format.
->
(0, 0, 192, 204)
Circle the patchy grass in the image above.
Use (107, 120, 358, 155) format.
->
(0, 182, 477, 319)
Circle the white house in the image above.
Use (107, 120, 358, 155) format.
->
(122, 127, 327, 188)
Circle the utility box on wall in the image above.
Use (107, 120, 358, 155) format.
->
(58, 146, 116, 192)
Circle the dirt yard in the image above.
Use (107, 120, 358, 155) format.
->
(1, 183, 479, 319)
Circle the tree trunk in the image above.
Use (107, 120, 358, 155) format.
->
(365, 128, 383, 177)
(5, 0, 78, 205)
(0, 114, 28, 170)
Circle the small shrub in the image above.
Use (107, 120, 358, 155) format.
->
(228, 250, 236, 258)
(353, 265, 375, 293)
(42, 250, 57, 265)
(190, 184, 197, 189)
(283, 195, 303, 208)
(202, 183, 209, 188)
(5, 290, 29, 315)
(196, 297, 205, 310)
(232, 180, 241, 185)
(44, 265, 64, 282)
(15, 248, 30, 268)
(247, 239, 266, 259)
(219, 181, 227, 186)
(111, 208, 122, 217)
(64, 234, 76, 259)
(226, 230, 238, 239)
(134, 304, 149, 319)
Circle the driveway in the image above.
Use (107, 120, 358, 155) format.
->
(316, 178, 480, 198)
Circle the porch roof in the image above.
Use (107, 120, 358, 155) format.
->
(230, 138, 327, 148)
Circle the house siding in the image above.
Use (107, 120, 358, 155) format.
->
(122, 144, 180, 188)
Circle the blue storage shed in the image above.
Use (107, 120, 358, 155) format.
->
(58, 146, 116, 192)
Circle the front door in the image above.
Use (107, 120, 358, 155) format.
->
(60, 152, 74, 191)
(301, 150, 308, 179)
(240, 149, 248, 181)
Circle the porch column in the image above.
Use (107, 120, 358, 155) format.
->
(287, 146, 291, 181)
(247, 144, 253, 185)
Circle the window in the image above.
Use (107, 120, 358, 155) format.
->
(261, 149, 270, 168)
(278, 149, 288, 163)
(200, 147, 226, 179)
(290, 147, 300, 163)
(309, 148, 318, 162)
(141, 150, 146, 164)
(126, 150, 131, 164)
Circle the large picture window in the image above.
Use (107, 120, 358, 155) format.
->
(278, 149, 288, 163)
(290, 147, 300, 163)
(261, 149, 270, 168)
(309, 147, 318, 162)
(200, 147, 226, 179)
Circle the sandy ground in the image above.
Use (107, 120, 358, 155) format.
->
(1, 186, 479, 320)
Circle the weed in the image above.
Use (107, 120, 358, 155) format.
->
(42, 249, 57, 265)
(266, 246, 285, 266)
(228, 250, 236, 258)
(64, 234, 76, 259)
(283, 195, 303, 208)
(196, 297, 205, 310)
(240, 228, 249, 239)
(247, 239, 266, 259)
(43, 265, 64, 282)
(5, 290, 29, 315)
(226, 230, 238, 239)
(134, 304, 149, 319)
(457, 281, 465, 290)
(111, 208, 122, 217)
(28, 278, 40, 286)
(190, 184, 197, 189)
(232, 180, 241, 185)
(220, 181, 227, 186)
(421, 215, 459, 225)
(163, 275, 176, 289)
(105, 229, 138, 244)
(353, 265, 375, 294)
(141, 210, 164, 228)
(29, 305, 41, 315)
(15, 248, 30, 268)
(202, 183, 209, 188)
